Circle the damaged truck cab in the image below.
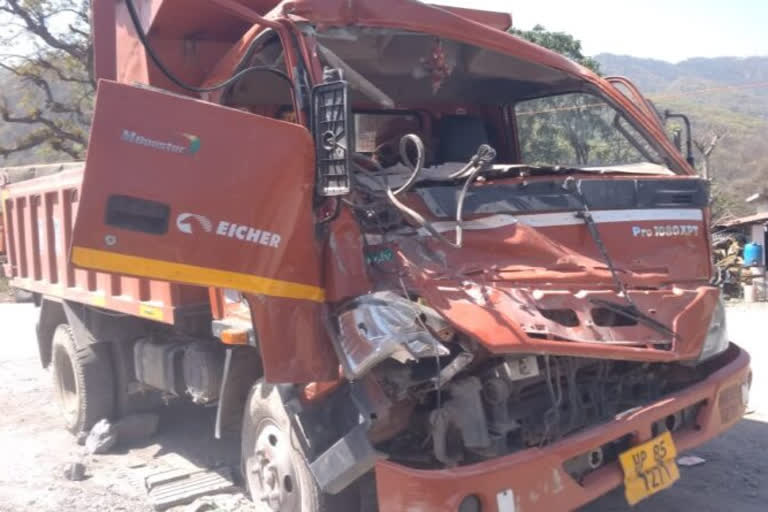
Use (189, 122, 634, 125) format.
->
(4, 0, 751, 511)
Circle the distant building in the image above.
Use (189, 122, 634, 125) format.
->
(716, 192, 768, 266)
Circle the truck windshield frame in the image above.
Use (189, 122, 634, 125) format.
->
(513, 91, 667, 170)
(302, 25, 685, 175)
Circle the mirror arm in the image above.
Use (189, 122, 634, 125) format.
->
(664, 110, 695, 168)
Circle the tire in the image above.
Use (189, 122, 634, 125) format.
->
(242, 380, 326, 512)
(51, 325, 115, 435)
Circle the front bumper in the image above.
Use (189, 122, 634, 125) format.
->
(375, 343, 751, 512)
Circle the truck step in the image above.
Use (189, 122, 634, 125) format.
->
(145, 466, 236, 510)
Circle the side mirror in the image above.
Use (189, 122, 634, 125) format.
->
(664, 110, 695, 168)
(671, 128, 683, 152)
(312, 69, 351, 196)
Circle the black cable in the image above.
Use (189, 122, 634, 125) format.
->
(455, 145, 496, 247)
(124, 0, 291, 93)
(562, 176, 634, 305)
(392, 134, 426, 196)
(384, 142, 496, 249)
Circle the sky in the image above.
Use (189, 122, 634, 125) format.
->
(437, 0, 768, 63)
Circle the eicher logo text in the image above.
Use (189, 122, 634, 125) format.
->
(176, 213, 281, 248)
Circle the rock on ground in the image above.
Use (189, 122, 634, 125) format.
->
(86, 419, 118, 455)
(63, 462, 86, 482)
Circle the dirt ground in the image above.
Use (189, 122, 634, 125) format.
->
(0, 302, 765, 512)
(0, 303, 253, 512)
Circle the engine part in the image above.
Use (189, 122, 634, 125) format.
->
(436, 351, 474, 388)
(430, 408, 462, 467)
(183, 342, 225, 404)
(133, 338, 187, 395)
(500, 355, 540, 382)
(430, 377, 491, 465)
(335, 291, 448, 378)
(449, 378, 491, 449)
(482, 377, 520, 452)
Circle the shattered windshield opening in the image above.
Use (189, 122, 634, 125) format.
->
(515, 92, 667, 172)
(310, 26, 679, 189)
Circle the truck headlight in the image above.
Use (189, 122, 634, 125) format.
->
(698, 297, 728, 362)
(335, 292, 449, 378)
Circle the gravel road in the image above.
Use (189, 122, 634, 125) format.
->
(0, 302, 765, 512)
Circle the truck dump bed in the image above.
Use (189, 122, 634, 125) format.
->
(1, 163, 210, 323)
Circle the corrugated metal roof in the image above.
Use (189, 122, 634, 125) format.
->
(718, 212, 768, 227)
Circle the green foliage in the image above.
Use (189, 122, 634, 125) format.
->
(0, 0, 93, 163)
(516, 93, 656, 167)
(509, 25, 601, 74)
(506, 27, 671, 168)
(507, 25, 628, 167)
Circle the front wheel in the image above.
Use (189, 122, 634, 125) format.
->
(241, 380, 325, 512)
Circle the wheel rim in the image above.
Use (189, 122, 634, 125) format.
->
(53, 345, 78, 427)
(246, 420, 301, 512)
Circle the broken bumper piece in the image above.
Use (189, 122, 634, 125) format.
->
(374, 344, 751, 511)
(335, 291, 448, 378)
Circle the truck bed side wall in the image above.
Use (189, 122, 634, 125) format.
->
(2, 167, 210, 324)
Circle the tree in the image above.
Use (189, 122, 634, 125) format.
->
(509, 27, 634, 167)
(509, 24, 601, 74)
(0, 0, 93, 161)
(694, 129, 727, 180)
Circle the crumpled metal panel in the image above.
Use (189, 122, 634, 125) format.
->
(336, 291, 447, 378)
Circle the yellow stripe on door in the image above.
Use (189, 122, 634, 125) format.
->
(71, 246, 326, 303)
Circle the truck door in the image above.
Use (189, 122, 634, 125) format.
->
(71, 80, 324, 304)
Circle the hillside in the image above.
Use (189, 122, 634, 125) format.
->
(2, 53, 766, 217)
(596, 54, 768, 218)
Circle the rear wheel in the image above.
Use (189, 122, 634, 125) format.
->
(51, 325, 115, 435)
(242, 380, 324, 512)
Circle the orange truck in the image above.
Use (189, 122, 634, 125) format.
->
(1, 1, 752, 510)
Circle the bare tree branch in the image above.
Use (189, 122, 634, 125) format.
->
(0, 0, 93, 161)
(0, 54, 90, 84)
(0, 130, 54, 158)
(0, 0, 87, 61)
(694, 129, 728, 180)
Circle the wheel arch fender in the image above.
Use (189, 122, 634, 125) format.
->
(215, 345, 263, 439)
(37, 297, 66, 368)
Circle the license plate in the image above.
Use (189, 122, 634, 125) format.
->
(619, 431, 680, 505)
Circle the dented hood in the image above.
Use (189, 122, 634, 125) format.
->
(393, 175, 717, 362)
